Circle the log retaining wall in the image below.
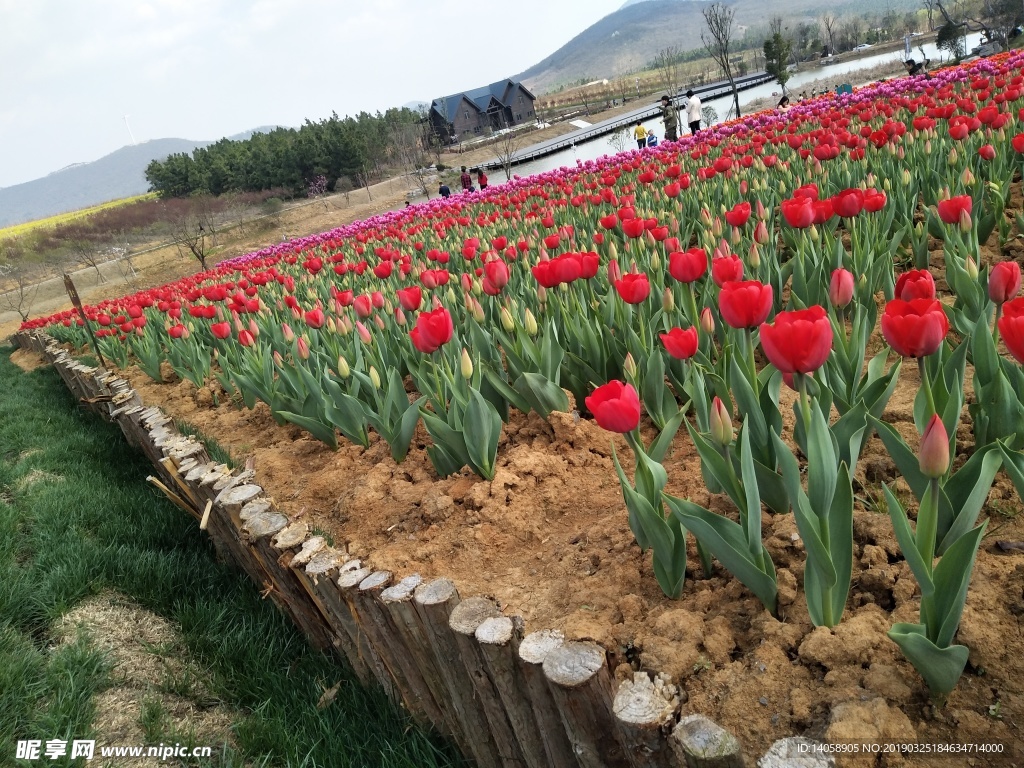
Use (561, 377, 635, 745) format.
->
(12, 330, 831, 768)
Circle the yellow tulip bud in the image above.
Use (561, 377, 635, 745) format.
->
(460, 348, 473, 380)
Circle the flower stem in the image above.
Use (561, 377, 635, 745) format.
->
(743, 328, 758, 390)
(917, 355, 937, 423)
(993, 302, 1003, 347)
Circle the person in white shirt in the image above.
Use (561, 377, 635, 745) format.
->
(686, 89, 702, 134)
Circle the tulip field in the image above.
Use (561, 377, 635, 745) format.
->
(22, 52, 1024, 753)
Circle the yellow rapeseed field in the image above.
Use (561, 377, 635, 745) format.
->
(0, 193, 158, 240)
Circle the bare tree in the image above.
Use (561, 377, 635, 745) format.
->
(387, 122, 432, 200)
(821, 13, 838, 54)
(936, 0, 1021, 51)
(923, 0, 937, 30)
(0, 262, 43, 323)
(654, 46, 682, 96)
(169, 197, 219, 272)
(493, 117, 523, 182)
(61, 235, 108, 285)
(702, 3, 741, 119)
(607, 127, 632, 154)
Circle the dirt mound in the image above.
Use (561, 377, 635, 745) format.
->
(122, 364, 1024, 763)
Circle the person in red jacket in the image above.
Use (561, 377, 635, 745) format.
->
(476, 168, 488, 190)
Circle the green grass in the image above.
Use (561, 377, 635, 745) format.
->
(0, 346, 464, 768)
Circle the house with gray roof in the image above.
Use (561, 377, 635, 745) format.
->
(428, 79, 537, 143)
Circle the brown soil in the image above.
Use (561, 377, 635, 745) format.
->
(9, 346, 47, 371)
(110, 352, 1024, 766)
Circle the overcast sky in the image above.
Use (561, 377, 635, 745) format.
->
(0, 0, 626, 189)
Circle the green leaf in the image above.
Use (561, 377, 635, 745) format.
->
(827, 463, 855, 625)
(738, 423, 762, 558)
(611, 446, 651, 551)
(930, 523, 986, 649)
(882, 485, 934, 598)
(391, 396, 425, 463)
(806, 398, 838, 517)
(887, 625, 970, 698)
(648, 404, 690, 464)
(938, 444, 1001, 553)
(420, 409, 470, 468)
(463, 388, 501, 480)
(686, 421, 744, 511)
(482, 364, 531, 414)
(666, 495, 777, 616)
(514, 372, 569, 420)
(276, 411, 338, 450)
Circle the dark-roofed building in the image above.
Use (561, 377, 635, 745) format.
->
(429, 79, 537, 143)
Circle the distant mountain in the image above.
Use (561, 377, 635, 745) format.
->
(518, 0, 920, 92)
(0, 127, 281, 229)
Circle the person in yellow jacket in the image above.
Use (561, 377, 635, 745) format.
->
(633, 121, 647, 150)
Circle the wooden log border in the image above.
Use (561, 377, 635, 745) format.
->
(14, 330, 822, 768)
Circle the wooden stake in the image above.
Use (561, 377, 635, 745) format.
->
(543, 641, 628, 768)
(517, 630, 578, 767)
(613, 673, 679, 768)
(199, 500, 213, 531)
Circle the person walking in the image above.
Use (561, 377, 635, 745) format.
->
(439, 181, 451, 198)
(633, 121, 648, 150)
(476, 168, 488, 190)
(659, 96, 678, 142)
(460, 166, 473, 192)
(685, 89, 702, 135)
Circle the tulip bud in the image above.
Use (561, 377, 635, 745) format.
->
(753, 220, 769, 245)
(829, 268, 855, 308)
(272, 350, 284, 367)
(809, 224, 819, 242)
(460, 348, 474, 380)
(961, 167, 975, 186)
(858, 274, 868, 292)
(748, 244, 761, 269)
(883, 177, 892, 192)
(375, 314, 386, 330)
(965, 255, 979, 280)
(948, 147, 958, 165)
(730, 225, 742, 246)
(700, 307, 715, 335)
(700, 208, 713, 226)
(524, 309, 538, 337)
(500, 306, 515, 332)
(338, 356, 350, 378)
(624, 353, 638, 380)
(297, 336, 310, 360)
(960, 208, 973, 233)
(471, 298, 485, 323)
(608, 240, 619, 261)
(712, 217, 723, 238)
(710, 396, 733, 447)
(919, 414, 949, 479)
(369, 366, 381, 389)
(395, 307, 407, 326)
(608, 259, 622, 283)
(662, 287, 675, 312)
(356, 321, 372, 345)
(903, 168, 912, 186)
(537, 285, 547, 304)
(924, 139, 932, 154)
(650, 251, 661, 271)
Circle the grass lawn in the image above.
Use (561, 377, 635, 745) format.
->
(0, 346, 465, 767)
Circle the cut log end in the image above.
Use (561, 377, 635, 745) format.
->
(613, 673, 678, 726)
(358, 570, 392, 592)
(275, 524, 313, 552)
(518, 628, 565, 665)
(380, 574, 423, 603)
(414, 577, 457, 606)
(475, 616, 514, 646)
(338, 567, 371, 589)
(448, 596, 499, 636)
(241, 511, 289, 540)
(542, 641, 606, 688)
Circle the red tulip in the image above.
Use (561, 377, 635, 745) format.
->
(1012, 134, 1024, 153)
(353, 294, 373, 318)
(614, 273, 651, 304)
(978, 144, 996, 161)
(711, 255, 744, 287)
(168, 324, 186, 339)
(759, 306, 833, 374)
(238, 329, 255, 347)
(937, 195, 972, 224)
(880, 299, 949, 358)
(794, 183, 819, 201)
(585, 380, 641, 433)
(724, 202, 751, 228)
(211, 322, 232, 339)
(989, 261, 1021, 304)
(719, 280, 773, 329)
(659, 327, 699, 359)
(863, 189, 887, 213)
(812, 198, 834, 224)
(531, 261, 559, 289)
(895, 270, 936, 301)
(781, 197, 814, 228)
(397, 286, 422, 312)
(668, 248, 707, 283)
(829, 269, 854, 308)
(304, 308, 326, 329)
(484, 259, 510, 289)
(832, 188, 864, 218)
(622, 218, 646, 238)
(410, 307, 454, 353)
(998, 297, 1024, 363)
(550, 255, 582, 285)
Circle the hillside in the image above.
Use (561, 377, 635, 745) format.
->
(0, 128, 279, 229)
(518, 0, 921, 92)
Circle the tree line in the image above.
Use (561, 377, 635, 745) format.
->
(145, 108, 427, 199)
